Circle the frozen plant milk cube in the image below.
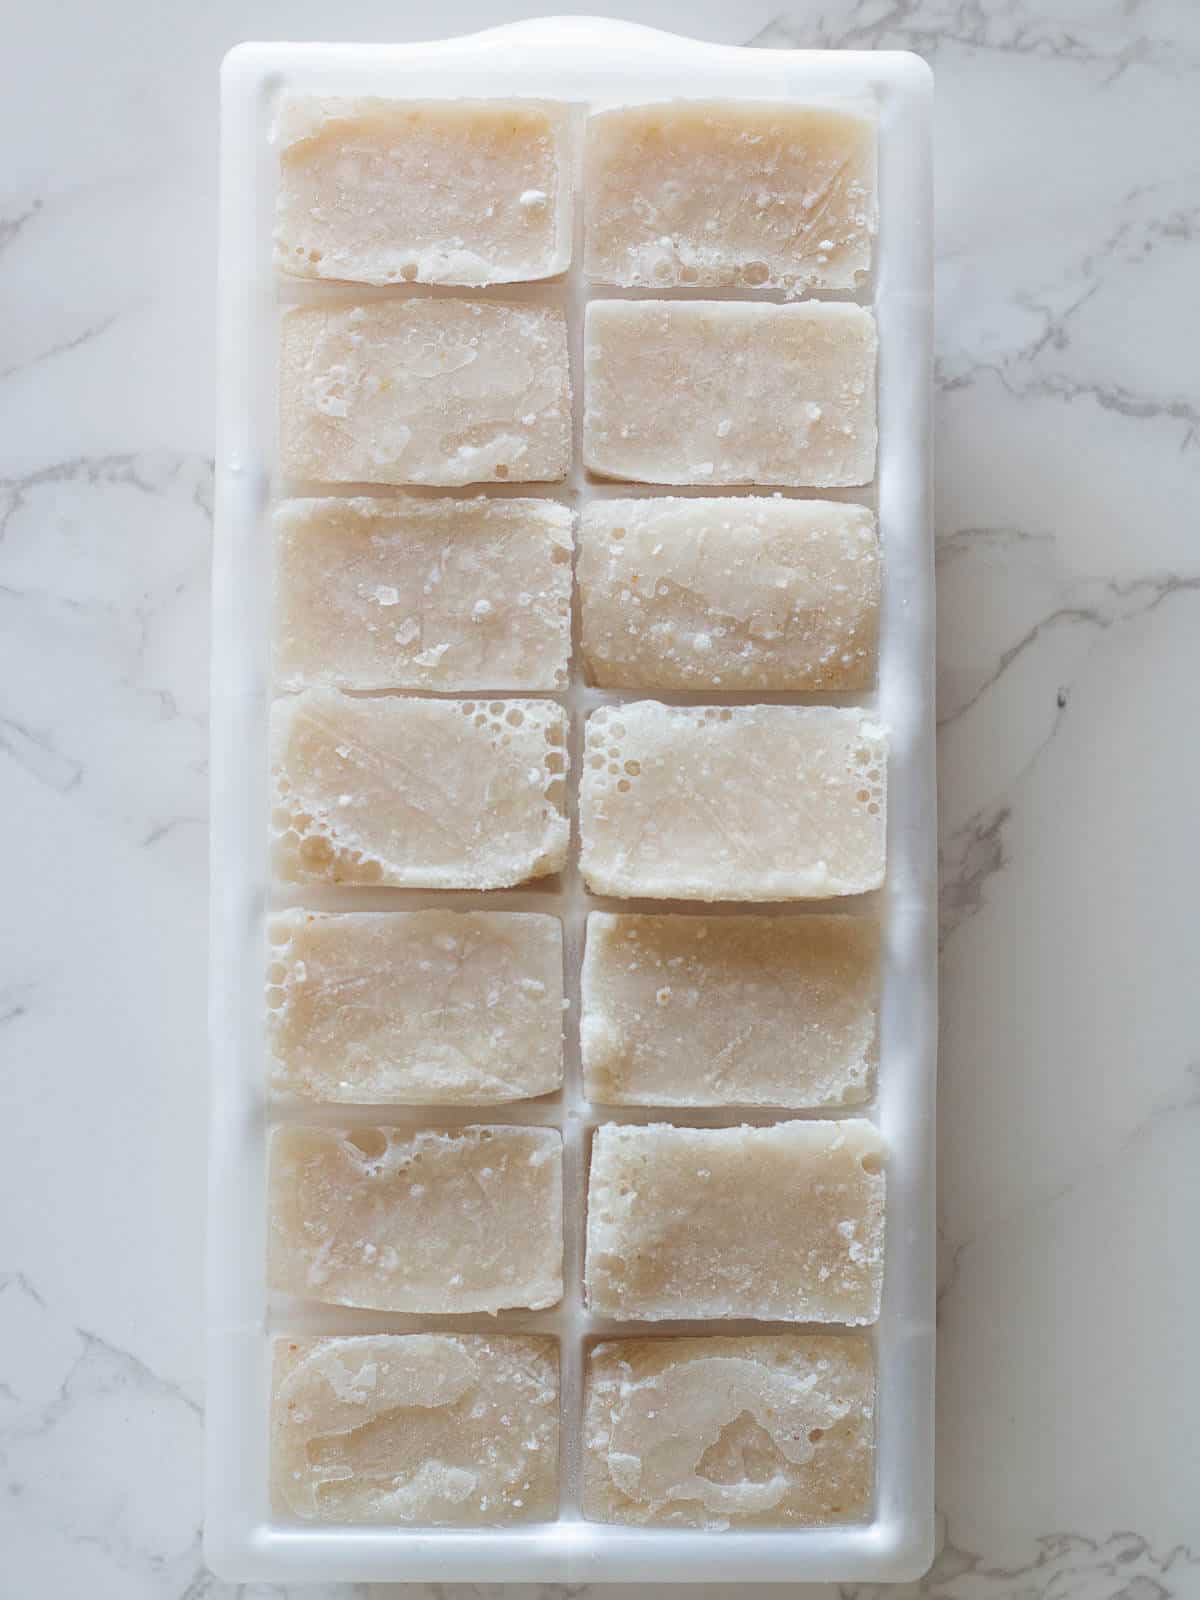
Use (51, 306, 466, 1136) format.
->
(272, 1334, 560, 1524)
(579, 702, 886, 901)
(578, 497, 878, 690)
(585, 1120, 885, 1323)
(270, 689, 568, 890)
(273, 496, 573, 692)
(581, 912, 878, 1108)
(585, 100, 876, 295)
(274, 97, 571, 287)
(268, 909, 564, 1105)
(269, 1124, 563, 1313)
(280, 299, 571, 486)
(583, 1334, 875, 1527)
(583, 299, 876, 487)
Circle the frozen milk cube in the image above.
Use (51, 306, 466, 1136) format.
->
(583, 1334, 875, 1527)
(582, 912, 878, 1108)
(270, 689, 568, 890)
(579, 702, 886, 901)
(585, 99, 876, 295)
(273, 496, 573, 692)
(583, 299, 876, 487)
(268, 909, 564, 1105)
(280, 299, 571, 486)
(585, 1120, 885, 1323)
(269, 1124, 563, 1313)
(274, 96, 572, 287)
(578, 497, 879, 690)
(272, 1333, 560, 1524)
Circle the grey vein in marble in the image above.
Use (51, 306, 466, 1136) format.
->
(0, 198, 43, 254)
(936, 179, 1200, 446)
(0, 311, 125, 384)
(936, 1059, 1200, 1328)
(841, 1523, 1200, 1600)
(0, 452, 214, 543)
(935, 526, 1055, 567)
(0, 1274, 211, 1592)
(0, 982, 35, 1027)
(938, 803, 1010, 949)
(0, 710, 83, 792)
(937, 568, 1200, 731)
(141, 815, 204, 849)
(749, 0, 1200, 76)
(0, 449, 213, 847)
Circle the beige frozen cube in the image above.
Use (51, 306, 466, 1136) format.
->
(274, 97, 572, 287)
(578, 497, 879, 690)
(270, 689, 568, 890)
(272, 1334, 559, 1524)
(579, 703, 885, 901)
(273, 496, 573, 692)
(280, 299, 571, 486)
(585, 100, 876, 295)
(583, 300, 876, 487)
(583, 1335, 875, 1527)
(581, 913, 878, 1108)
(269, 1124, 563, 1313)
(585, 1120, 885, 1323)
(268, 910, 564, 1105)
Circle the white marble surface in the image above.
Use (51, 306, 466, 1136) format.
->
(1, 0, 1198, 1595)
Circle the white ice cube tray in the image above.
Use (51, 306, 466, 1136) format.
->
(208, 16, 935, 1584)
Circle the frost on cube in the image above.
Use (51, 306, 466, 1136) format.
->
(274, 97, 572, 287)
(272, 1334, 559, 1524)
(578, 497, 879, 690)
(583, 1334, 875, 1527)
(268, 1124, 564, 1314)
(268, 909, 564, 1104)
(273, 496, 574, 692)
(585, 1120, 885, 1323)
(579, 702, 886, 901)
(269, 689, 568, 890)
(280, 299, 571, 486)
(581, 912, 879, 1109)
(583, 300, 876, 487)
(585, 99, 876, 295)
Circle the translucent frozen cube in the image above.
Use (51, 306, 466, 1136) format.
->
(269, 1124, 563, 1313)
(272, 1334, 559, 1523)
(280, 299, 571, 486)
(578, 497, 879, 690)
(585, 99, 876, 295)
(272, 496, 574, 692)
(275, 96, 572, 287)
(270, 689, 568, 890)
(581, 912, 878, 1108)
(579, 702, 886, 901)
(583, 1334, 875, 1527)
(585, 1119, 885, 1323)
(268, 909, 564, 1104)
(583, 299, 876, 487)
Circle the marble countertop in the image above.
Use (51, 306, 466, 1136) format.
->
(2, 1, 1197, 1596)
